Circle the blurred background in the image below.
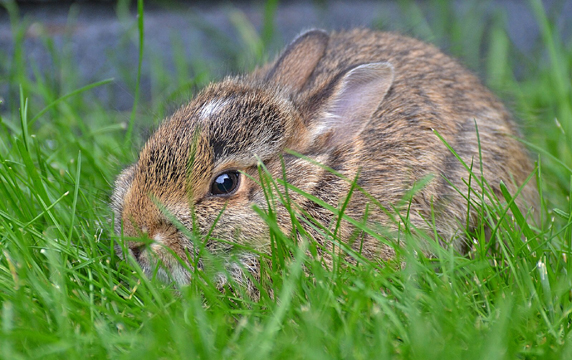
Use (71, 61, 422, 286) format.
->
(1, 0, 571, 113)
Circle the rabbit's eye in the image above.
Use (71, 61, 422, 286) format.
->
(210, 171, 240, 196)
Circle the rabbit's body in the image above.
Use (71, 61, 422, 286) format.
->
(112, 29, 536, 287)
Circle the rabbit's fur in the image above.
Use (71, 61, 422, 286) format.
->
(112, 29, 537, 290)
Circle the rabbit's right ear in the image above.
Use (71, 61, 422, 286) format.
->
(310, 62, 395, 149)
(266, 29, 329, 92)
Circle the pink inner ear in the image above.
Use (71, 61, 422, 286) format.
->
(320, 62, 395, 148)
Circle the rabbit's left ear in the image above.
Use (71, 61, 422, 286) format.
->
(266, 29, 329, 92)
(312, 62, 394, 148)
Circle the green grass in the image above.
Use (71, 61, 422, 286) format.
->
(1, 0, 572, 358)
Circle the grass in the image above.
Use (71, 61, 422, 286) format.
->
(1, 0, 571, 358)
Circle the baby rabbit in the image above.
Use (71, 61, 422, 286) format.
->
(111, 29, 537, 290)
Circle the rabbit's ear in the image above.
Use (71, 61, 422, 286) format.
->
(266, 29, 329, 92)
(314, 62, 394, 148)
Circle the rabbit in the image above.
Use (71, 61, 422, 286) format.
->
(111, 28, 537, 294)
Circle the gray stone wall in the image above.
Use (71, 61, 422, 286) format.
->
(1, 0, 571, 112)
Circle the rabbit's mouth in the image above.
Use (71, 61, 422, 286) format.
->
(125, 231, 264, 291)
(125, 234, 200, 286)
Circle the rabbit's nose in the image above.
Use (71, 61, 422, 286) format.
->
(129, 243, 146, 260)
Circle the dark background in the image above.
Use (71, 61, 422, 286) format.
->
(1, 0, 571, 112)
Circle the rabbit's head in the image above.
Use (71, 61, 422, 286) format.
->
(111, 30, 396, 282)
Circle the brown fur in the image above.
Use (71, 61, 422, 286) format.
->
(111, 29, 537, 292)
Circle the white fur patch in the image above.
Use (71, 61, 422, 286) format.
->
(150, 233, 164, 253)
(200, 99, 229, 119)
(153, 233, 164, 243)
(170, 265, 191, 286)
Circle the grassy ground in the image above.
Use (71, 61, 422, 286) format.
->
(1, 0, 572, 359)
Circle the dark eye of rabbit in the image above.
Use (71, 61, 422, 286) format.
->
(210, 171, 240, 196)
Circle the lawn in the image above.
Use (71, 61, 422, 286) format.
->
(1, 0, 571, 359)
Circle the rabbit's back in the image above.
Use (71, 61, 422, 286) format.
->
(289, 30, 536, 245)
